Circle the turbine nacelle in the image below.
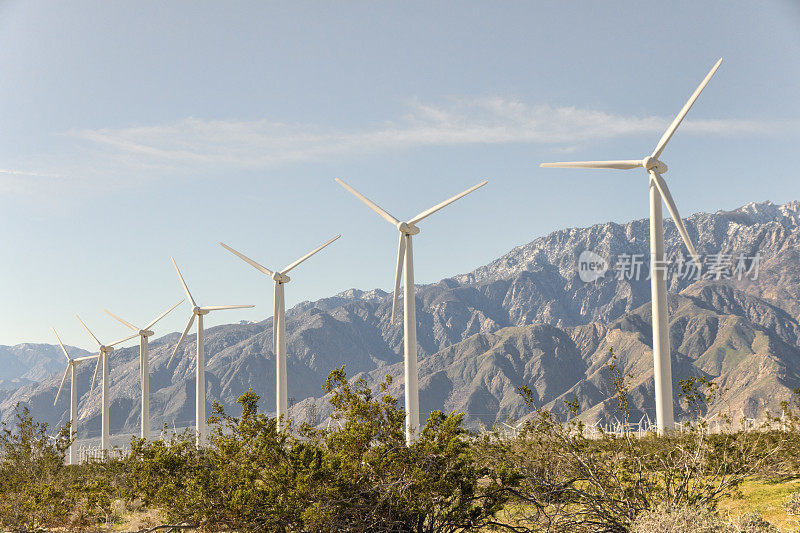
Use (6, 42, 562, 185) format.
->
(642, 156, 668, 174)
(397, 222, 420, 235)
(168, 257, 255, 369)
(335, 177, 488, 325)
(272, 271, 291, 284)
(140, 329, 155, 338)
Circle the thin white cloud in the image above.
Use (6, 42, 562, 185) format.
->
(68, 97, 786, 171)
(0, 168, 65, 195)
(0, 168, 63, 178)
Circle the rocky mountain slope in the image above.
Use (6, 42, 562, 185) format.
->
(2, 200, 799, 436)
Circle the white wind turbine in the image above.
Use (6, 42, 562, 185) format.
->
(167, 257, 255, 447)
(540, 58, 723, 432)
(219, 234, 340, 431)
(52, 328, 99, 465)
(336, 178, 488, 445)
(78, 316, 138, 452)
(103, 300, 184, 440)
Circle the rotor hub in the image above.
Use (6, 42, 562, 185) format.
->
(642, 156, 668, 174)
(272, 272, 291, 284)
(397, 222, 420, 235)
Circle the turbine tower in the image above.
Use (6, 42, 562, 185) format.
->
(540, 58, 722, 432)
(52, 328, 99, 465)
(336, 178, 487, 445)
(219, 235, 340, 431)
(78, 316, 137, 452)
(168, 257, 254, 447)
(103, 300, 184, 439)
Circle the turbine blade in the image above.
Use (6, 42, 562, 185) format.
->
(651, 58, 723, 159)
(91, 354, 101, 392)
(391, 234, 406, 324)
(103, 309, 139, 332)
(649, 170, 701, 266)
(108, 332, 138, 347)
(281, 234, 341, 274)
(144, 299, 185, 330)
(54, 365, 70, 406)
(75, 315, 102, 348)
(171, 257, 197, 308)
(219, 242, 274, 276)
(540, 160, 642, 170)
(408, 180, 488, 226)
(52, 328, 71, 361)
(335, 178, 400, 226)
(199, 305, 255, 311)
(168, 314, 195, 367)
(73, 354, 99, 363)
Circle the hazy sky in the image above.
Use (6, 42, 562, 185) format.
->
(2, 1, 799, 348)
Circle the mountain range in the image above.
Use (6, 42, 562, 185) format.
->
(2, 199, 799, 437)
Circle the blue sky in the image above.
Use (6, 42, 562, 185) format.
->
(1, 1, 799, 348)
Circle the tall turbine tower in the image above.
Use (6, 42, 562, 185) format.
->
(336, 178, 487, 445)
(219, 235, 340, 430)
(52, 328, 99, 465)
(78, 316, 137, 452)
(103, 300, 184, 439)
(540, 58, 722, 432)
(219, 235, 340, 431)
(168, 257, 254, 447)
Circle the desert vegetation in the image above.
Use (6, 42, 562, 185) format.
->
(1, 359, 799, 532)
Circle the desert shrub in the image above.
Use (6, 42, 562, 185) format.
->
(121, 369, 507, 531)
(783, 491, 800, 529)
(630, 504, 725, 533)
(0, 403, 73, 529)
(630, 506, 779, 533)
(304, 368, 508, 532)
(474, 350, 771, 532)
(123, 427, 204, 521)
(725, 512, 778, 533)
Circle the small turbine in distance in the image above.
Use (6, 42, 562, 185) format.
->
(103, 299, 184, 440)
(167, 257, 254, 448)
(77, 316, 138, 452)
(52, 327, 99, 465)
(219, 234, 340, 432)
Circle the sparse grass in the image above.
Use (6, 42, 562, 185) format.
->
(110, 507, 164, 532)
(718, 477, 800, 532)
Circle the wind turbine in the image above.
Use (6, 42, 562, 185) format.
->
(219, 234, 340, 431)
(103, 300, 184, 440)
(167, 257, 254, 447)
(540, 58, 722, 432)
(52, 328, 99, 465)
(77, 316, 138, 452)
(336, 178, 488, 445)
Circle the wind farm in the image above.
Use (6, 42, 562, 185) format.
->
(2, 2, 799, 530)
